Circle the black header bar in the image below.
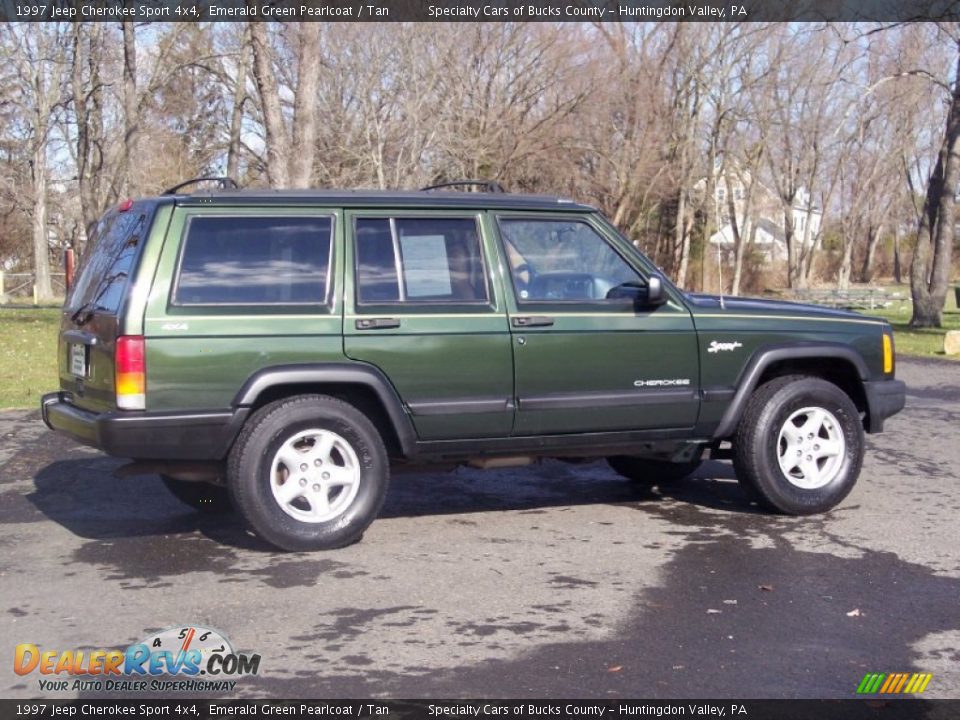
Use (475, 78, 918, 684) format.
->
(0, 699, 953, 720)
(1, 0, 959, 22)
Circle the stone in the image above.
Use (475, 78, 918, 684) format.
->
(944, 330, 960, 355)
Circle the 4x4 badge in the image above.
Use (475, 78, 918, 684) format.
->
(708, 340, 743, 353)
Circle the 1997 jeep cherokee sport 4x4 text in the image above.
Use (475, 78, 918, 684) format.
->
(42, 180, 906, 551)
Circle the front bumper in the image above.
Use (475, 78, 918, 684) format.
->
(863, 379, 906, 433)
(41, 392, 247, 460)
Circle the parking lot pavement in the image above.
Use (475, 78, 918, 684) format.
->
(1, 357, 958, 700)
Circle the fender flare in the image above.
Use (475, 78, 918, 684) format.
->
(233, 362, 417, 457)
(712, 343, 869, 439)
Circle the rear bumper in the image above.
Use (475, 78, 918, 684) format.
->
(863, 379, 906, 433)
(41, 392, 247, 460)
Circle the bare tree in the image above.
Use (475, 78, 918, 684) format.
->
(248, 22, 323, 188)
(908, 25, 960, 327)
(2, 24, 69, 301)
(69, 22, 109, 251)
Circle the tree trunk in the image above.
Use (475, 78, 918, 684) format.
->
(859, 223, 882, 284)
(122, 21, 141, 197)
(72, 23, 104, 253)
(893, 228, 902, 284)
(289, 23, 321, 188)
(782, 204, 801, 289)
(838, 231, 855, 290)
(675, 188, 690, 287)
(909, 43, 960, 328)
(31, 134, 53, 302)
(226, 26, 249, 182)
(249, 20, 290, 188)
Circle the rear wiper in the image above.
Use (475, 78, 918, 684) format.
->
(70, 302, 110, 326)
(69, 271, 128, 325)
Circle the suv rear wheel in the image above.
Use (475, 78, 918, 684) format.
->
(227, 394, 389, 551)
(733, 375, 864, 515)
(607, 456, 702, 484)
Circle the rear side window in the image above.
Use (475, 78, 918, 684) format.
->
(67, 206, 150, 314)
(174, 216, 332, 306)
(354, 217, 488, 305)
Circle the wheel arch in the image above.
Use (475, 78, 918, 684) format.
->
(713, 343, 870, 440)
(233, 363, 417, 458)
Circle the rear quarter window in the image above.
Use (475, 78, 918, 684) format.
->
(173, 216, 333, 306)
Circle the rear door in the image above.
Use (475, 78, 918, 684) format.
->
(495, 213, 700, 436)
(343, 210, 514, 440)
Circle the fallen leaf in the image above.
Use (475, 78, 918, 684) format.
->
(846, 608, 861, 617)
(758, 584, 774, 591)
(707, 608, 722, 614)
(607, 666, 623, 673)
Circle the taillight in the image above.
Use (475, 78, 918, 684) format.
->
(115, 336, 145, 410)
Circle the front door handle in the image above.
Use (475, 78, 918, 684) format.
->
(356, 317, 401, 330)
(512, 316, 554, 328)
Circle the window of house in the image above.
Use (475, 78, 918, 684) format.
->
(717, 187, 726, 203)
(174, 216, 333, 306)
(354, 217, 489, 305)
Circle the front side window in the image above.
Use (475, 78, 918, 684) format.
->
(498, 219, 642, 302)
(174, 216, 332, 306)
(355, 217, 488, 305)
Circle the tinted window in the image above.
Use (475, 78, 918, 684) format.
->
(175, 216, 332, 306)
(355, 217, 488, 304)
(499, 219, 641, 302)
(67, 206, 150, 314)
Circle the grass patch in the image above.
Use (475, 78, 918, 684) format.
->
(0, 307, 61, 409)
(864, 287, 960, 360)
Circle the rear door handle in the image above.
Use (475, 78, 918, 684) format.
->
(512, 316, 554, 328)
(355, 317, 401, 330)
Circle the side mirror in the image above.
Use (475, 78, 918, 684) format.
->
(646, 274, 667, 306)
(604, 275, 668, 307)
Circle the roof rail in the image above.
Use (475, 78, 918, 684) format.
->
(419, 180, 507, 194)
(162, 176, 240, 195)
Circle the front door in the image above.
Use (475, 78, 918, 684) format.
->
(495, 214, 700, 436)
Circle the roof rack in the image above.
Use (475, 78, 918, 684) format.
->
(162, 176, 240, 195)
(419, 180, 507, 194)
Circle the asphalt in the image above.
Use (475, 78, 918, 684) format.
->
(0, 357, 958, 700)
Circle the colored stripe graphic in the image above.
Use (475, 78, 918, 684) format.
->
(857, 672, 932, 694)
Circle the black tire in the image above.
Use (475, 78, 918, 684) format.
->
(607, 456, 702, 484)
(732, 375, 864, 515)
(227, 394, 389, 552)
(161, 476, 232, 514)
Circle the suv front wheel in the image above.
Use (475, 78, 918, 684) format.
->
(733, 375, 864, 515)
(227, 395, 389, 551)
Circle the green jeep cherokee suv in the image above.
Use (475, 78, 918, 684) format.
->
(42, 181, 906, 551)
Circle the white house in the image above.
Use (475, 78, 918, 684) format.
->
(703, 162, 822, 262)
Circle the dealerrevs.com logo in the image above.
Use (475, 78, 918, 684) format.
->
(14, 626, 261, 693)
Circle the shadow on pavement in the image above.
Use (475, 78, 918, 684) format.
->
(26, 456, 764, 550)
